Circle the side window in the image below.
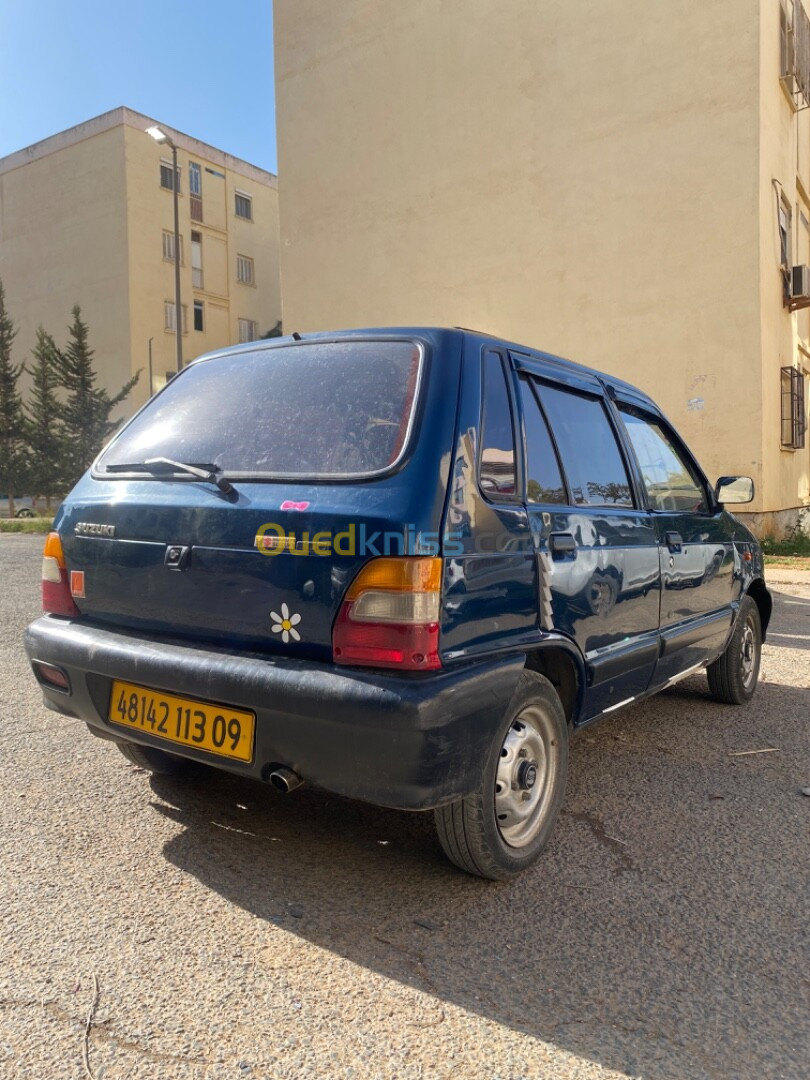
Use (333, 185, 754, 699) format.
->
(479, 352, 517, 497)
(519, 378, 567, 504)
(618, 407, 708, 513)
(536, 383, 633, 506)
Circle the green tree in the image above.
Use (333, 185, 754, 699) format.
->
(58, 305, 139, 481)
(261, 320, 283, 339)
(25, 326, 66, 509)
(0, 277, 27, 518)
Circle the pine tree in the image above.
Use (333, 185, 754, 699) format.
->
(0, 277, 27, 518)
(25, 326, 66, 509)
(58, 305, 139, 481)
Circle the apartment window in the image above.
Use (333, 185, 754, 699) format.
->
(779, 196, 792, 270)
(193, 300, 205, 332)
(189, 162, 203, 222)
(781, 365, 807, 448)
(191, 230, 203, 289)
(160, 159, 180, 192)
(237, 254, 255, 285)
(162, 231, 183, 263)
(238, 318, 258, 343)
(164, 301, 188, 334)
(235, 191, 253, 220)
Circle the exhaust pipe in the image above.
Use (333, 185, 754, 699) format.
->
(268, 766, 304, 794)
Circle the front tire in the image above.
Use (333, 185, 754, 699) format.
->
(116, 740, 191, 776)
(434, 670, 569, 880)
(707, 595, 762, 704)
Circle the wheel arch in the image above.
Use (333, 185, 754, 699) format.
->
(523, 641, 585, 727)
(746, 578, 772, 640)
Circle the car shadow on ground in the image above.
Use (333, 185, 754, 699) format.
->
(149, 674, 808, 1080)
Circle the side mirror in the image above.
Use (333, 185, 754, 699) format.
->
(714, 476, 754, 505)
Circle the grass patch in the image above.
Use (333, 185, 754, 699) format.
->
(760, 534, 810, 558)
(0, 518, 53, 534)
(764, 554, 810, 571)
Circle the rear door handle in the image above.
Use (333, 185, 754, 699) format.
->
(665, 531, 683, 553)
(549, 533, 577, 559)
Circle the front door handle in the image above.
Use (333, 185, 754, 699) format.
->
(665, 531, 684, 553)
(549, 533, 577, 559)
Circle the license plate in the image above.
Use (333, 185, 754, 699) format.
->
(108, 680, 255, 763)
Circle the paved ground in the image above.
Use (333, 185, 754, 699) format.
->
(1, 533, 808, 1080)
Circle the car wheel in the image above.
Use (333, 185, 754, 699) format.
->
(116, 740, 191, 776)
(706, 595, 762, 705)
(434, 670, 568, 880)
(15, 508, 35, 518)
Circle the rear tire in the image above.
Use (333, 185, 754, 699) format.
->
(434, 670, 568, 880)
(116, 740, 191, 776)
(707, 595, 762, 705)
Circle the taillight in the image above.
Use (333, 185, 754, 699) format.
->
(41, 532, 79, 616)
(333, 557, 442, 671)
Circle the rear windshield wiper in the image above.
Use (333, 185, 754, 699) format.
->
(107, 458, 235, 494)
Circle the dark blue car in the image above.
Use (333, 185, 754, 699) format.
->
(25, 328, 771, 879)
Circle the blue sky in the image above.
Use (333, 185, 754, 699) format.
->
(0, 0, 277, 173)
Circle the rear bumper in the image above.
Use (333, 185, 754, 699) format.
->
(24, 616, 523, 811)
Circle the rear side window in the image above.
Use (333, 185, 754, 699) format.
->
(479, 351, 517, 497)
(536, 383, 633, 506)
(98, 341, 423, 478)
(519, 378, 566, 504)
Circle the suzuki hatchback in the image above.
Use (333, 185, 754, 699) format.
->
(25, 328, 771, 879)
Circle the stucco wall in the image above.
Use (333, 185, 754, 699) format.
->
(0, 125, 132, 407)
(275, 0, 767, 504)
(757, 0, 810, 514)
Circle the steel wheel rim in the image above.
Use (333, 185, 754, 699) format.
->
(740, 617, 758, 690)
(494, 704, 558, 848)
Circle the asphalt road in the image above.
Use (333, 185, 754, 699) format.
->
(1, 533, 808, 1080)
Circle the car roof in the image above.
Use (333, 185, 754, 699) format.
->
(189, 326, 657, 412)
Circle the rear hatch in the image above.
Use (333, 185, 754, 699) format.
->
(57, 334, 458, 662)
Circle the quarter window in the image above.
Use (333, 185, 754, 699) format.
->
(519, 378, 566, 504)
(479, 352, 517, 497)
(618, 406, 708, 513)
(536, 384, 632, 506)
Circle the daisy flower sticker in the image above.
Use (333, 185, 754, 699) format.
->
(271, 603, 302, 643)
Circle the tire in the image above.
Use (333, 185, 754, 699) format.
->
(15, 508, 35, 518)
(434, 670, 569, 880)
(707, 595, 762, 705)
(116, 740, 191, 776)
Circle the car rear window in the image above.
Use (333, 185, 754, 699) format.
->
(97, 340, 423, 478)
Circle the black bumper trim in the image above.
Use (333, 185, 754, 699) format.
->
(24, 616, 524, 810)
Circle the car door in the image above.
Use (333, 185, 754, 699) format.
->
(615, 402, 738, 685)
(514, 362, 661, 720)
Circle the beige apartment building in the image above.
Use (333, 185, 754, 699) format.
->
(0, 107, 281, 413)
(275, 0, 810, 536)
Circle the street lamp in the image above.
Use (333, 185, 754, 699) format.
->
(146, 125, 183, 373)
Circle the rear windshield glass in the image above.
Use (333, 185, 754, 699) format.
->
(98, 340, 423, 478)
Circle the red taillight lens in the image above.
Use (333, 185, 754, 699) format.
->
(333, 557, 442, 671)
(41, 532, 79, 616)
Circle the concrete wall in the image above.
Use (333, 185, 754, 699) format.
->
(274, 0, 772, 508)
(124, 123, 282, 406)
(0, 108, 282, 421)
(0, 125, 132, 406)
(756, 0, 810, 521)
